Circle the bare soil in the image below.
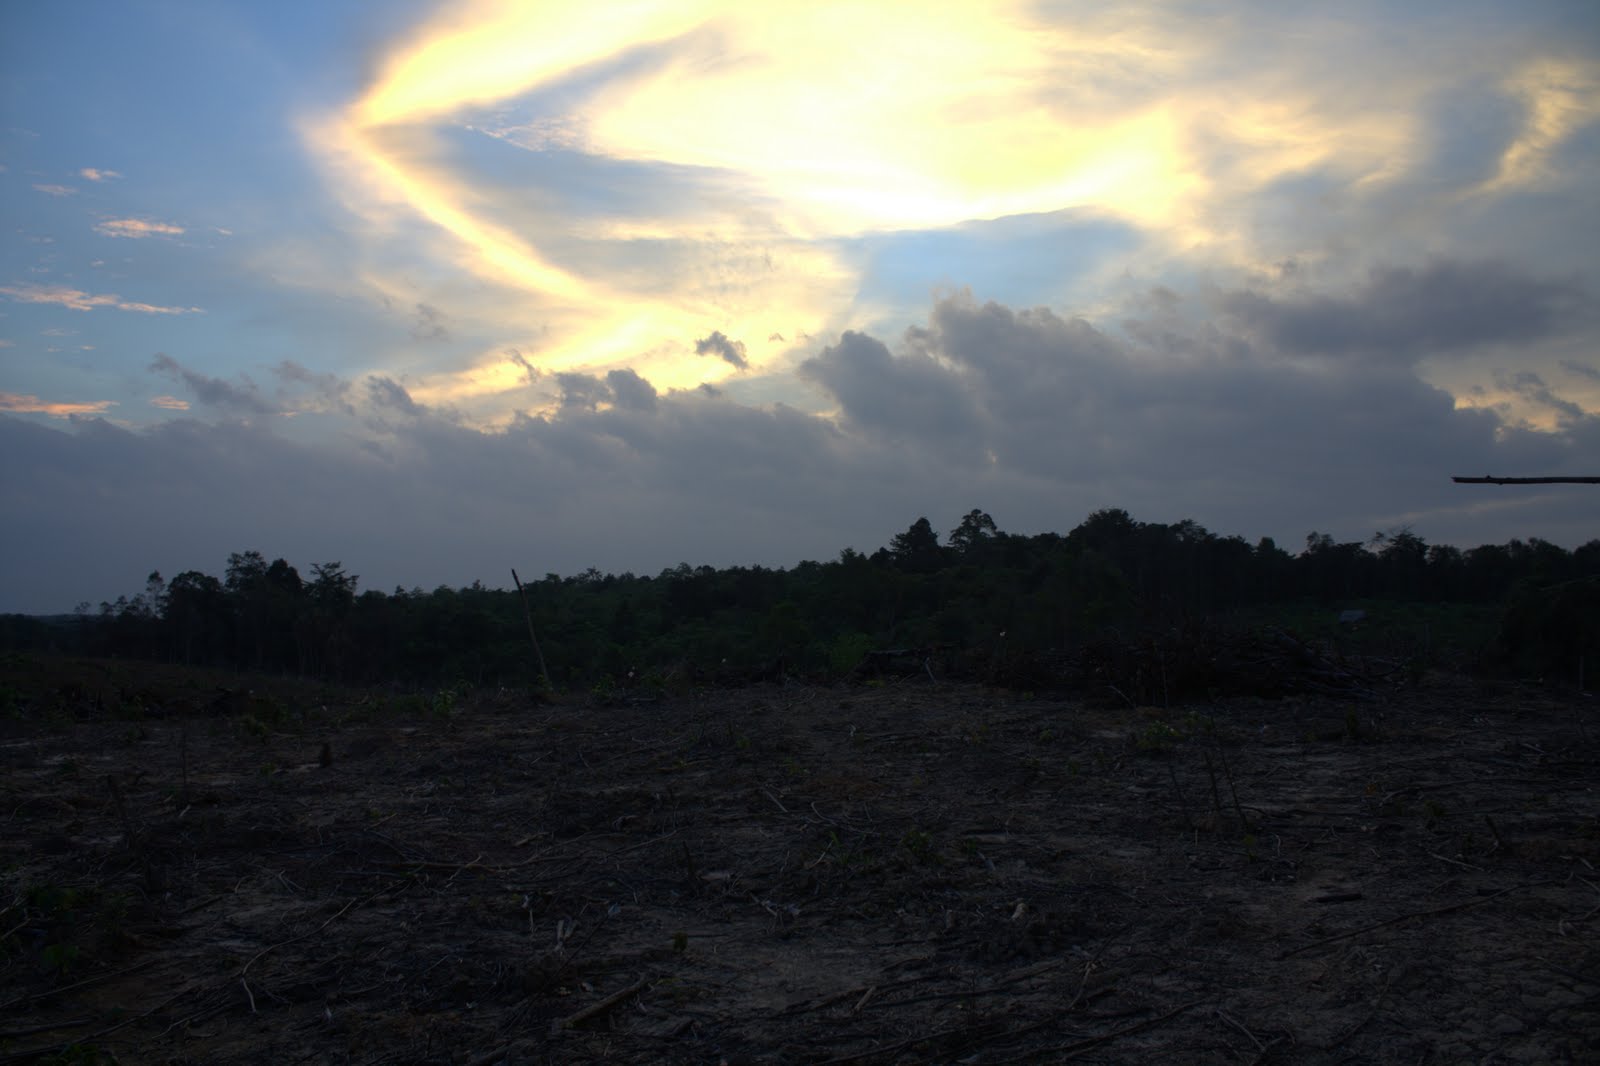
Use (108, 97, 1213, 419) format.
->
(2, 657, 1597, 1064)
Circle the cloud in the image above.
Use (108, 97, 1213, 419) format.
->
(294, 1, 1600, 425)
(78, 168, 121, 182)
(410, 302, 448, 341)
(506, 349, 541, 386)
(33, 184, 76, 197)
(0, 392, 116, 417)
(5, 284, 1599, 615)
(272, 360, 355, 415)
(556, 371, 610, 411)
(1493, 369, 1585, 424)
(94, 218, 185, 239)
(366, 375, 422, 416)
(693, 330, 749, 370)
(149, 353, 277, 415)
(150, 395, 190, 410)
(1219, 260, 1588, 362)
(0, 284, 201, 315)
(799, 330, 982, 452)
(606, 368, 658, 413)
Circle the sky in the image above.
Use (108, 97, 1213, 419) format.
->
(2, 1, 1598, 614)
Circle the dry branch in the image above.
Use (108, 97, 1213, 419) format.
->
(1452, 475, 1600, 484)
(550, 977, 650, 1035)
(1278, 882, 1540, 958)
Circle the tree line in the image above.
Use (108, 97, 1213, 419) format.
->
(5, 508, 1596, 688)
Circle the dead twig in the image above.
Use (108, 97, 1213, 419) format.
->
(0, 959, 155, 1012)
(997, 999, 1204, 1063)
(549, 977, 650, 1035)
(239, 888, 382, 979)
(1278, 883, 1539, 959)
(1214, 1007, 1266, 1051)
(0, 981, 201, 1065)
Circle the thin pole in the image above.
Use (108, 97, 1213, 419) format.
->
(511, 568, 552, 692)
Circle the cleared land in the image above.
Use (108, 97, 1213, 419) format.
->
(1, 656, 1597, 1064)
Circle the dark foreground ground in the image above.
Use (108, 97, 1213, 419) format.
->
(1, 656, 1597, 1064)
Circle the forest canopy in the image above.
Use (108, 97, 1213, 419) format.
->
(5, 509, 1595, 690)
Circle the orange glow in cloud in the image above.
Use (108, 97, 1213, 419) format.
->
(0, 284, 201, 315)
(0, 392, 117, 417)
(94, 218, 185, 239)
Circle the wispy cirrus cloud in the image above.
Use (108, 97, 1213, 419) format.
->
(0, 283, 202, 315)
(0, 392, 116, 418)
(32, 184, 76, 197)
(150, 395, 191, 410)
(94, 217, 184, 239)
(78, 168, 121, 182)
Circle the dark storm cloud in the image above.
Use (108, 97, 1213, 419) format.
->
(366, 375, 421, 415)
(6, 282, 1597, 615)
(694, 330, 749, 369)
(798, 330, 983, 451)
(605, 368, 657, 412)
(556, 372, 610, 411)
(148, 353, 278, 415)
(1220, 259, 1587, 361)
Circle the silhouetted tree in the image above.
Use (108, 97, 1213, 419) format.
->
(889, 517, 944, 573)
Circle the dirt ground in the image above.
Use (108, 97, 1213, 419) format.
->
(2, 658, 1597, 1064)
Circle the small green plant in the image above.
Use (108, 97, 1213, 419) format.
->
(41, 942, 81, 976)
(900, 828, 941, 866)
(1134, 720, 1182, 753)
(431, 683, 466, 717)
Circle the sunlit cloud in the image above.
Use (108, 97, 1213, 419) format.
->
(313, 0, 1217, 409)
(0, 392, 117, 417)
(33, 183, 76, 197)
(308, 0, 1600, 421)
(78, 167, 121, 182)
(150, 395, 191, 410)
(94, 218, 185, 239)
(0, 283, 202, 315)
(1478, 56, 1600, 196)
